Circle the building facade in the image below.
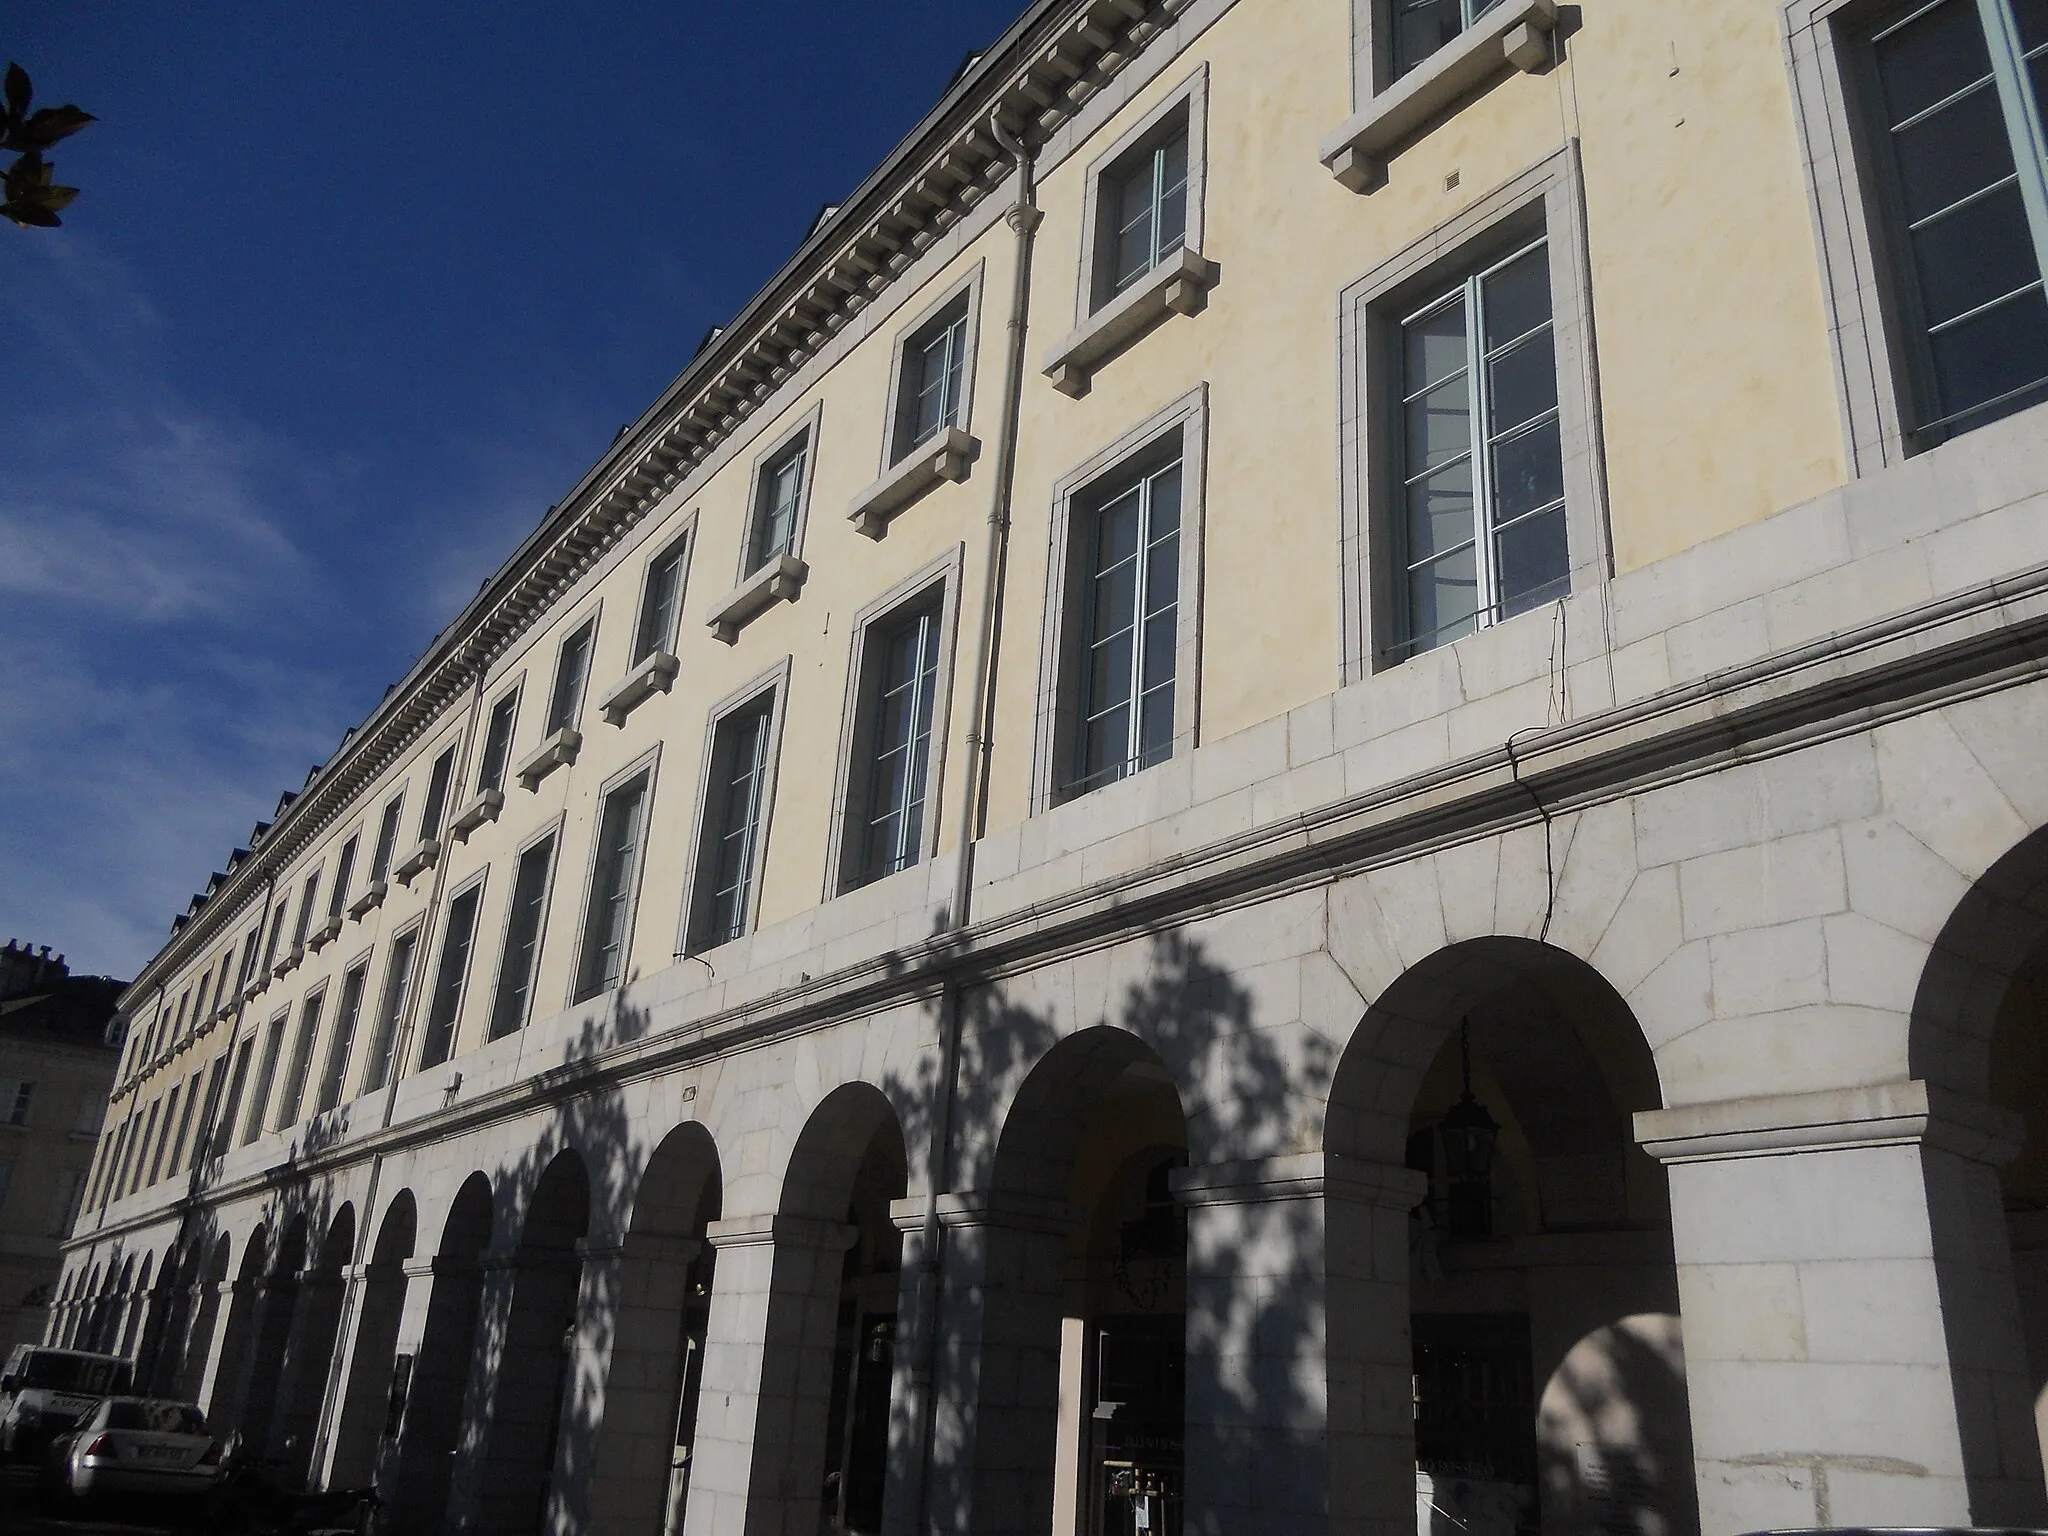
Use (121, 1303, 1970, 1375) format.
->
(0, 941, 120, 1352)
(51, 2, 2048, 1534)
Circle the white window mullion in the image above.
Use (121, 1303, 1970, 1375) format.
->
(1978, 0, 2048, 270)
(1464, 272, 1500, 633)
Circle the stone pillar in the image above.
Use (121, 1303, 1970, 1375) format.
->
(538, 1235, 629, 1535)
(879, 1189, 1075, 1536)
(268, 1266, 350, 1481)
(381, 1254, 480, 1535)
(1175, 1153, 1425, 1536)
(1638, 1080, 2048, 1533)
(441, 1250, 522, 1533)
(584, 1233, 704, 1535)
(681, 1214, 855, 1536)
(202, 1273, 270, 1429)
(320, 1257, 409, 1489)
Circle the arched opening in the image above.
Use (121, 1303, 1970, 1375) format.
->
(119, 1253, 153, 1358)
(589, 1122, 722, 1535)
(1328, 936, 1694, 1536)
(385, 1173, 492, 1535)
(470, 1147, 591, 1535)
(236, 1213, 309, 1454)
(177, 1236, 232, 1403)
(90, 1257, 129, 1353)
(145, 1243, 201, 1394)
(330, 1192, 416, 1487)
(970, 1025, 1189, 1536)
(207, 1229, 265, 1422)
(269, 1203, 356, 1483)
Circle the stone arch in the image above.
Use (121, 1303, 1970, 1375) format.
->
(119, 1252, 153, 1358)
(587, 1120, 724, 1534)
(330, 1190, 417, 1487)
(1912, 822, 2048, 1098)
(207, 1226, 265, 1421)
(236, 1211, 309, 1452)
(387, 1171, 493, 1534)
(269, 1202, 357, 1480)
(177, 1233, 232, 1403)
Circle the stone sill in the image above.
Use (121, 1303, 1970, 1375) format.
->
(450, 788, 504, 842)
(347, 880, 388, 920)
(599, 651, 681, 726)
(847, 428, 980, 539)
(272, 946, 303, 980)
(1043, 247, 1218, 398)
(707, 555, 808, 644)
(307, 918, 341, 953)
(517, 728, 583, 790)
(394, 839, 440, 885)
(1318, 0, 1556, 193)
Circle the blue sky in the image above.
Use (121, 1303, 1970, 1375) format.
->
(1, 2, 1022, 980)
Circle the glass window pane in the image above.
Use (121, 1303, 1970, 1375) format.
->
(1490, 419, 1566, 525)
(1140, 610, 1177, 694)
(2017, 0, 2048, 50)
(1890, 83, 2017, 223)
(1496, 505, 1571, 617)
(1084, 708, 1132, 786)
(490, 837, 554, 1038)
(1089, 630, 1136, 714)
(1395, 0, 1464, 75)
(419, 890, 479, 1070)
(1874, 0, 1992, 125)
(1145, 464, 1183, 533)
(1486, 328, 1557, 436)
(1138, 686, 1175, 767)
(1406, 376, 1472, 473)
(1926, 284, 2048, 422)
(1408, 545, 1481, 651)
(1405, 297, 1469, 390)
(1482, 246, 1552, 350)
(1144, 534, 1180, 617)
(1405, 459, 1476, 566)
(1909, 185, 2041, 327)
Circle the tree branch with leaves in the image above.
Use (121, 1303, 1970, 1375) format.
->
(3, 62, 94, 228)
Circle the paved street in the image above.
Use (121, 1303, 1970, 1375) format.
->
(0, 1462, 186, 1534)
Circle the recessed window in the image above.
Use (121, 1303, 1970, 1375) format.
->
(259, 895, 289, 974)
(477, 688, 520, 794)
(242, 1017, 286, 1146)
(359, 927, 420, 1095)
(369, 794, 404, 884)
(275, 990, 323, 1129)
(291, 869, 321, 950)
(326, 836, 359, 925)
(0, 1079, 33, 1127)
(547, 619, 597, 736)
(846, 596, 943, 890)
(1857, 0, 2048, 444)
(316, 961, 367, 1114)
(690, 697, 776, 952)
(1393, 0, 1507, 76)
(894, 295, 971, 462)
(146, 1085, 180, 1186)
(418, 885, 482, 1071)
(1094, 110, 1190, 309)
(211, 1043, 251, 1162)
(577, 776, 650, 1001)
(418, 747, 456, 843)
(490, 834, 557, 1036)
(634, 536, 691, 665)
(1392, 235, 1567, 658)
(748, 435, 809, 574)
(1073, 456, 1183, 796)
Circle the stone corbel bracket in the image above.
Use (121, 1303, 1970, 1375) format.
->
(707, 555, 809, 644)
(847, 428, 982, 539)
(516, 728, 583, 790)
(449, 788, 504, 843)
(599, 651, 682, 726)
(307, 917, 341, 954)
(394, 839, 440, 885)
(1044, 247, 1219, 398)
(272, 945, 303, 980)
(1318, 0, 1558, 194)
(346, 879, 389, 920)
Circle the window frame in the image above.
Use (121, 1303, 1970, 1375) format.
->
(826, 548, 964, 896)
(1336, 146, 1609, 682)
(242, 1013, 288, 1147)
(314, 953, 369, 1115)
(569, 754, 659, 1004)
(1787, 0, 2048, 468)
(415, 873, 487, 1074)
(544, 610, 601, 738)
(369, 791, 406, 885)
(358, 921, 423, 1097)
(1074, 66, 1210, 325)
(738, 405, 823, 580)
(486, 817, 564, 1039)
(1031, 386, 1210, 813)
(680, 659, 791, 956)
(883, 268, 985, 468)
(475, 679, 524, 796)
(417, 742, 459, 844)
(632, 525, 696, 667)
(274, 985, 325, 1131)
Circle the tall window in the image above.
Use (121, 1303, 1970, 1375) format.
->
(360, 929, 420, 1094)
(316, 962, 368, 1113)
(234, 926, 262, 993)
(748, 436, 809, 573)
(146, 1086, 180, 1187)
(0, 1079, 33, 1127)
(1394, 236, 1566, 658)
(275, 990, 323, 1129)
(1860, 0, 2048, 442)
(419, 746, 457, 843)
(208, 1048, 245, 1162)
(168, 1082, 199, 1179)
(1392, 0, 1507, 76)
(418, 887, 482, 1070)
(1073, 457, 1183, 795)
(577, 776, 650, 1001)
(370, 795, 405, 884)
(326, 836, 359, 924)
(894, 296, 970, 460)
(260, 896, 289, 974)
(292, 869, 321, 950)
(490, 835, 556, 1038)
(1095, 113, 1189, 307)
(851, 600, 942, 887)
(634, 538, 690, 665)
(547, 620, 596, 736)
(242, 1018, 286, 1146)
(691, 700, 774, 952)
(477, 689, 520, 795)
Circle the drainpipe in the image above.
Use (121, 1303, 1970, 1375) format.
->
(909, 109, 1038, 1536)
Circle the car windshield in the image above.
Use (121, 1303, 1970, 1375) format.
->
(103, 1400, 206, 1435)
(18, 1354, 131, 1395)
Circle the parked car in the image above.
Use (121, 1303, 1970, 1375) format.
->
(41, 1395, 223, 1502)
(0, 1344, 132, 1457)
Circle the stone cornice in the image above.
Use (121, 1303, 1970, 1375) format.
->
(119, 0, 1199, 1023)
